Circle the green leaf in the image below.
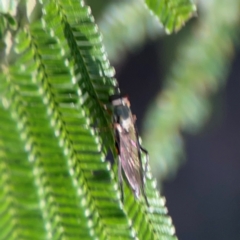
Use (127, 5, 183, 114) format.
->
(98, 0, 163, 62)
(143, 0, 240, 181)
(144, 0, 196, 33)
(3, 13, 16, 28)
(0, 0, 178, 239)
(0, 12, 17, 34)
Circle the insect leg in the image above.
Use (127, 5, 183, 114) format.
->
(134, 142, 149, 206)
(137, 152, 149, 206)
(138, 145, 149, 206)
(142, 187, 149, 206)
(140, 146, 149, 175)
(134, 125, 149, 206)
(134, 125, 149, 177)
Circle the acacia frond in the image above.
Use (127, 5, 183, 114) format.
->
(143, 0, 240, 181)
(98, 0, 163, 62)
(0, 0, 178, 239)
(144, 0, 196, 33)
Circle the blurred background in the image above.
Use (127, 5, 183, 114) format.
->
(87, 0, 240, 239)
(117, 41, 240, 240)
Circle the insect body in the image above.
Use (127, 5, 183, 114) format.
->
(109, 93, 149, 205)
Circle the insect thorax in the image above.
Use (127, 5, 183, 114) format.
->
(114, 105, 130, 120)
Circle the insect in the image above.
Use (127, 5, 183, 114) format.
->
(109, 92, 149, 205)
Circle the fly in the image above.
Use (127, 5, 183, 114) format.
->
(109, 92, 149, 206)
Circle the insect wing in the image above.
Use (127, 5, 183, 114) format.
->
(118, 124, 143, 199)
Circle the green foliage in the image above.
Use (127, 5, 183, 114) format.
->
(142, 0, 240, 180)
(91, 0, 240, 187)
(144, 0, 196, 33)
(98, 0, 163, 62)
(0, 12, 16, 35)
(0, 12, 16, 52)
(0, 0, 182, 239)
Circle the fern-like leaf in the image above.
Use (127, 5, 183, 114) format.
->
(98, 0, 163, 62)
(0, 0, 178, 239)
(143, 0, 240, 181)
(145, 0, 196, 33)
